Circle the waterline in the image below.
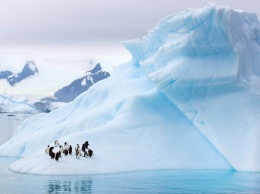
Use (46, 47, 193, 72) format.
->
(1, 156, 260, 194)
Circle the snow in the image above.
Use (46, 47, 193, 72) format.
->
(0, 4, 260, 175)
(81, 78, 87, 86)
(0, 94, 38, 113)
(86, 76, 94, 84)
(27, 61, 37, 71)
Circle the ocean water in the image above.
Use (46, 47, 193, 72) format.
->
(0, 113, 34, 145)
(0, 113, 260, 194)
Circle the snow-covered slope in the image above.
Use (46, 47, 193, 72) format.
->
(0, 4, 259, 175)
(0, 94, 38, 113)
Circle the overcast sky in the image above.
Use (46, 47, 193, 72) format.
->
(0, 0, 259, 55)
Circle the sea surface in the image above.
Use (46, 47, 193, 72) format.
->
(0, 113, 260, 194)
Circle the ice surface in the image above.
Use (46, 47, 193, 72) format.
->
(0, 4, 259, 175)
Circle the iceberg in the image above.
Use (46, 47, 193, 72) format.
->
(0, 94, 38, 113)
(0, 4, 259, 175)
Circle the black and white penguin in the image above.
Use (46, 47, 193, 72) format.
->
(76, 145, 81, 159)
(54, 140, 59, 147)
(45, 145, 50, 154)
(49, 147, 55, 159)
(59, 145, 63, 156)
(82, 143, 87, 157)
(84, 149, 88, 157)
(88, 149, 93, 158)
(82, 143, 86, 152)
(64, 142, 69, 151)
(75, 144, 79, 155)
(55, 152, 60, 161)
(68, 145, 72, 155)
(64, 149, 68, 156)
(85, 141, 90, 149)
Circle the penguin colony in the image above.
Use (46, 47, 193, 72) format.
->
(45, 140, 94, 162)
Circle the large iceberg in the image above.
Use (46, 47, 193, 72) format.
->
(0, 4, 259, 175)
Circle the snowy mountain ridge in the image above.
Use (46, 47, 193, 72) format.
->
(0, 4, 259, 175)
(41, 63, 110, 102)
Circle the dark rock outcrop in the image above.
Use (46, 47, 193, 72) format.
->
(0, 71, 12, 80)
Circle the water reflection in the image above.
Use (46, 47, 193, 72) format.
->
(47, 178, 92, 193)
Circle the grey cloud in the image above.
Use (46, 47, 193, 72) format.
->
(0, 0, 259, 47)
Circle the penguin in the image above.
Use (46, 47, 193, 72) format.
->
(49, 146, 54, 153)
(75, 144, 79, 155)
(76, 145, 81, 159)
(45, 145, 50, 154)
(54, 140, 59, 147)
(64, 149, 68, 156)
(82, 143, 86, 156)
(49, 147, 55, 159)
(50, 152, 55, 159)
(55, 152, 60, 161)
(68, 145, 72, 155)
(88, 149, 93, 158)
(84, 148, 88, 157)
(85, 141, 90, 149)
(64, 142, 69, 151)
(59, 145, 63, 156)
(82, 143, 86, 152)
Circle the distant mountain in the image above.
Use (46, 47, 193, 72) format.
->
(0, 71, 12, 80)
(42, 63, 110, 103)
(0, 61, 39, 86)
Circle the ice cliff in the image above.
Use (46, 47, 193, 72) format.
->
(0, 4, 259, 175)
